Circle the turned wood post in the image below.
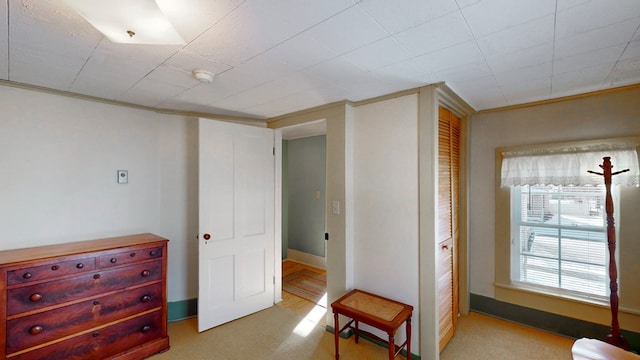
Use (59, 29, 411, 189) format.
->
(588, 157, 630, 350)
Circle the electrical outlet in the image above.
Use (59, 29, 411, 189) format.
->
(117, 170, 128, 184)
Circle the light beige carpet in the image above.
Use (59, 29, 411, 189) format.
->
(151, 306, 574, 359)
(440, 312, 574, 360)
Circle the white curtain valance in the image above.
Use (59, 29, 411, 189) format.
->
(500, 144, 640, 187)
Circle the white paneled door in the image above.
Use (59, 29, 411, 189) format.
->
(198, 118, 275, 332)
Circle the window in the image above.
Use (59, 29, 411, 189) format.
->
(511, 184, 607, 299)
(498, 139, 639, 302)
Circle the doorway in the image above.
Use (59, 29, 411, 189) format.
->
(280, 119, 327, 268)
(277, 120, 328, 328)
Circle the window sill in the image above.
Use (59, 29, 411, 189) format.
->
(495, 282, 640, 333)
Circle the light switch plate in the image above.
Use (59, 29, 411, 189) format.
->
(332, 200, 340, 215)
(117, 170, 128, 184)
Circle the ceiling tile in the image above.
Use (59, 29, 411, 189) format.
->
(146, 65, 203, 89)
(373, 56, 433, 82)
(621, 39, 640, 60)
(419, 40, 485, 75)
(8, 46, 83, 90)
(430, 61, 493, 83)
(449, 75, 507, 109)
(216, 53, 295, 90)
(303, 57, 370, 91)
(68, 72, 138, 99)
(556, 0, 591, 12)
(485, 42, 553, 74)
(461, 0, 556, 37)
(169, 82, 233, 107)
(163, 50, 233, 76)
(357, 0, 459, 34)
(608, 56, 640, 86)
(554, 18, 639, 59)
(303, 5, 390, 55)
(555, 0, 640, 38)
(186, 1, 304, 66)
(244, 85, 344, 118)
(554, 44, 625, 75)
(265, 31, 340, 71)
(340, 37, 414, 71)
(500, 77, 552, 104)
(119, 77, 190, 107)
(341, 75, 424, 101)
(551, 63, 611, 96)
(477, 15, 555, 57)
(159, 0, 244, 43)
(495, 62, 553, 87)
(260, 0, 356, 34)
(394, 11, 473, 57)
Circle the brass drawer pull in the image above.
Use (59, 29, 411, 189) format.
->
(141, 295, 151, 303)
(110, 258, 117, 264)
(76, 263, 84, 269)
(30, 293, 43, 302)
(141, 325, 151, 333)
(23, 272, 32, 279)
(141, 270, 150, 277)
(29, 326, 43, 335)
(51, 265, 59, 271)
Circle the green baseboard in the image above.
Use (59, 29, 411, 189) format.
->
(470, 293, 640, 353)
(168, 298, 198, 322)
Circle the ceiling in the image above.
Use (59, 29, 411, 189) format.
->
(2, 0, 640, 120)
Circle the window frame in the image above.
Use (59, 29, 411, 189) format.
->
(494, 136, 640, 325)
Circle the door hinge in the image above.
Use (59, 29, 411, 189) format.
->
(325, 232, 329, 241)
(273, 147, 275, 156)
(273, 276, 276, 284)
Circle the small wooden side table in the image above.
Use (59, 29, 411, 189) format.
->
(331, 289, 413, 360)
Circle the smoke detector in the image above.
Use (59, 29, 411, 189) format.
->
(193, 70, 214, 83)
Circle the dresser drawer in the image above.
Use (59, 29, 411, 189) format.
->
(7, 260, 162, 315)
(7, 257, 96, 286)
(98, 246, 163, 269)
(6, 283, 162, 353)
(9, 310, 163, 360)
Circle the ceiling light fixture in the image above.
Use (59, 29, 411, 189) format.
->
(62, 0, 185, 45)
(193, 70, 214, 83)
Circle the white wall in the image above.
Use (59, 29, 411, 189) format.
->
(0, 85, 198, 302)
(353, 94, 420, 350)
(469, 88, 640, 304)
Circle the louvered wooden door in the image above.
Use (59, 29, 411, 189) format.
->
(437, 107, 460, 351)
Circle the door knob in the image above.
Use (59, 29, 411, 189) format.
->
(203, 233, 211, 240)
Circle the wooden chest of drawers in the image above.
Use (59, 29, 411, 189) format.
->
(0, 233, 170, 360)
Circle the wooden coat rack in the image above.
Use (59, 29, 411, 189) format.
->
(588, 156, 630, 350)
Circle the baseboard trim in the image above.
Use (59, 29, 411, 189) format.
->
(286, 248, 326, 269)
(470, 293, 640, 353)
(168, 298, 197, 321)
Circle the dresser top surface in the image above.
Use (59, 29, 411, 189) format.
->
(0, 233, 168, 265)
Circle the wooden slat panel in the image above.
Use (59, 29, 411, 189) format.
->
(437, 106, 461, 351)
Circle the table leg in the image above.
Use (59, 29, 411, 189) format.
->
(406, 317, 412, 359)
(334, 312, 340, 360)
(355, 320, 359, 344)
(388, 332, 395, 360)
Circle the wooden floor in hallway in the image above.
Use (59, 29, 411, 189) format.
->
(278, 259, 327, 328)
